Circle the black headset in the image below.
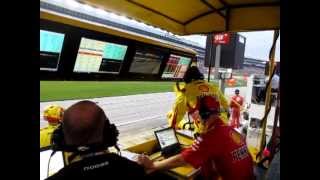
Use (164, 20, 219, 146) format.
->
(51, 114, 119, 153)
(47, 106, 120, 177)
(198, 96, 220, 122)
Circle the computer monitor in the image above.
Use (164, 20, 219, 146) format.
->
(154, 128, 182, 157)
(73, 37, 128, 74)
(129, 47, 164, 74)
(161, 54, 191, 79)
(40, 30, 65, 71)
(154, 128, 179, 149)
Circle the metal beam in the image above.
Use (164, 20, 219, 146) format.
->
(126, 0, 184, 25)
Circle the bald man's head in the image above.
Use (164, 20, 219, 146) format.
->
(62, 100, 109, 146)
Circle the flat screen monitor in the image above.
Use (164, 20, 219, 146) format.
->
(40, 30, 65, 71)
(129, 48, 164, 74)
(73, 38, 128, 74)
(161, 54, 191, 79)
(155, 128, 179, 149)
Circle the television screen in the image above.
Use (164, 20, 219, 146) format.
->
(73, 38, 127, 73)
(40, 30, 65, 71)
(129, 48, 164, 74)
(161, 54, 191, 79)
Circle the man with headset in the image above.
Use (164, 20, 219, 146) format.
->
(167, 66, 230, 136)
(40, 104, 64, 149)
(138, 96, 254, 180)
(46, 100, 146, 179)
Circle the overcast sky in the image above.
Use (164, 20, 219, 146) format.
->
(239, 31, 280, 61)
(181, 31, 280, 61)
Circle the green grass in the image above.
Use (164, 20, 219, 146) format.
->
(40, 81, 174, 102)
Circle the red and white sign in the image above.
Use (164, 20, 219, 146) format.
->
(213, 33, 230, 44)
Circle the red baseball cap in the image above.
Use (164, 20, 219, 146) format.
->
(199, 96, 220, 118)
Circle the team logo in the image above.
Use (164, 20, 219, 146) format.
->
(83, 161, 109, 171)
(198, 85, 209, 92)
(229, 131, 242, 145)
(230, 145, 249, 162)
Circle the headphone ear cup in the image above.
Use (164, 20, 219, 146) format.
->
(51, 125, 65, 151)
(103, 123, 119, 147)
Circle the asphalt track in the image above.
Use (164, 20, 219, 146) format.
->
(40, 92, 176, 141)
(40, 91, 276, 143)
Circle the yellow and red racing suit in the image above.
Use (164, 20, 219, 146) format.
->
(40, 124, 59, 149)
(167, 80, 229, 134)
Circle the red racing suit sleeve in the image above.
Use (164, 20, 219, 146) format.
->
(181, 134, 220, 168)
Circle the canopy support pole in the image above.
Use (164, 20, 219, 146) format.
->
(270, 83, 280, 158)
(258, 30, 279, 160)
(207, 34, 213, 82)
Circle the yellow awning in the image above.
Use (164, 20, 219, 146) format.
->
(80, 0, 280, 35)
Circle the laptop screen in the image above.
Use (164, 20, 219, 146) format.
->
(155, 128, 179, 149)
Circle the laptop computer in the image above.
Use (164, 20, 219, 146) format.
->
(154, 127, 182, 158)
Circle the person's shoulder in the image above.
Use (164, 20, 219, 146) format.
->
(107, 153, 141, 166)
(204, 125, 223, 138)
(40, 127, 47, 133)
(100, 153, 145, 172)
(201, 126, 228, 147)
(205, 81, 218, 87)
(174, 82, 186, 93)
(185, 80, 205, 92)
(40, 125, 50, 131)
(41, 125, 57, 130)
(189, 80, 219, 91)
(209, 83, 222, 93)
(102, 153, 146, 177)
(87, 153, 139, 166)
(40, 126, 53, 134)
(47, 153, 146, 179)
(215, 124, 234, 137)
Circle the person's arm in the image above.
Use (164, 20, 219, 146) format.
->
(240, 96, 244, 106)
(137, 154, 187, 174)
(139, 135, 217, 174)
(168, 93, 187, 129)
(229, 97, 235, 108)
(153, 154, 186, 172)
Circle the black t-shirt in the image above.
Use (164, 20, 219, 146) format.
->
(46, 153, 146, 180)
